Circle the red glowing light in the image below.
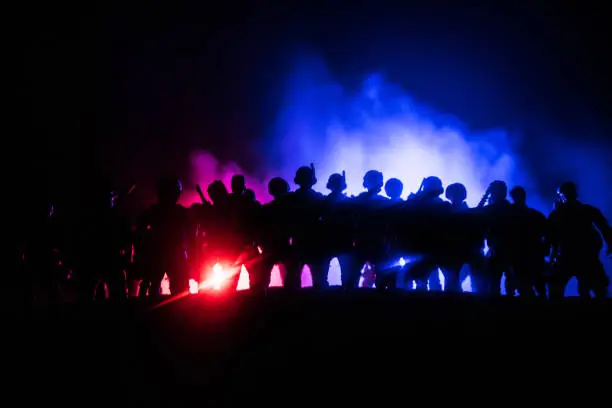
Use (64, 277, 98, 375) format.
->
(211, 263, 224, 290)
(160, 262, 335, 296)
(189, 279, 199, 294)
(197, 262, 237, 291)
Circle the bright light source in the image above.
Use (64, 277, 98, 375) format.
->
(482, 239, 489, 256)
(398, 257, 406, 267)
(211, 263, 224, 290)
(189, 279, 199, 294)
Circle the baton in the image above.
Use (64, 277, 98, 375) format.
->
(195, 184, 207, 204)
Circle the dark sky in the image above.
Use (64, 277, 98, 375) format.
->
(20, 0, 612, 210)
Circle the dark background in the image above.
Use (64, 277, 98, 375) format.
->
(19, 0, 612, 211)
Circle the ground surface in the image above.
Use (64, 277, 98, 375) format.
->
(13, 290, 612, 406)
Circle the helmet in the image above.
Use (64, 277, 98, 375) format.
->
(268, 177, 290, 198)
(294, 166, 317, 187)
(509, 186, 527, 205)
(558, 181, 578, 201)
(363, 170, 383, 191)
(326, 173, 347, 192)
(445, 183, 467, 203)
(422, 176, 443, 194)
(384, 178, 403, 199)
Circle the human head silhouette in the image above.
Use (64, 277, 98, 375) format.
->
(363, 170, 384, 193)
(445, 183, 467, 205)
(326, 173, 347, 193)
(268, 177, 290, 199)
(231, 174, 246, 195)
(384, 178, 403, 199)
(488, 180, 507, 204)
(207, 180, 228, 205)
(510, 186, 527, 206)
(558, 181, 578, 202)
(294, 166, 317, 189)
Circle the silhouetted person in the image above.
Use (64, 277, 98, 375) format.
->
(255, 177, 292, 291)
(384, 178, 404, 203)
(548, 182, 612, 299)
(509, 186, 548, 297)
(354, 170, 390, 288)
(475, 180, 515, 296)
(136, 177, 190, 296)
(446, 183, 468, 210)
(355, 170, 389, 205)
(196, 180, 242, 290)
(231, 183, 262, 293)
(231, 174, 246, 195)
(440, 182, 471, 292)
(285, 165, 326, 289)
(225, 174, 261, 291)
(379, 178, 406, 289)
(404, 176, 450, 291)
(326, 173, 348, 203)
(323, 172, 357, 288)
(407, 176, 446, 204)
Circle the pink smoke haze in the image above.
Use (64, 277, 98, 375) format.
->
(181, 151, 272, 205)
(183, 54, 523, 208)
(177, 52, 610, 294)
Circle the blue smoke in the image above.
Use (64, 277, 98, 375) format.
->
(267, 53, 534, 208)
(190, 51, 611, 294)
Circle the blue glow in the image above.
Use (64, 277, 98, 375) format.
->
(482, 239, 490, 256)
(265, 54, 524, 208)
(462, 275, 472, 293)
(188, 54, 526, 207)
(189, 51, 611, 296)
(438, 268, 445, 291)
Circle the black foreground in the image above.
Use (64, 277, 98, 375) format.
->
(15, 290, 612, 405)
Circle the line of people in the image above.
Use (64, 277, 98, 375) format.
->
(21, 166, 612, 303)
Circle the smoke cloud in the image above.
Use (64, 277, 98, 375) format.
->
(187, 53, 534, 208)
(185, 152, 270, 204)
(184, 51, 611, 294)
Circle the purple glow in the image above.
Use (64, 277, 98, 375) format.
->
(183, 52, 610, 295)
(186, 56, 526, 206)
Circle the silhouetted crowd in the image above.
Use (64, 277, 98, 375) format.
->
(20, 165, 612, 304)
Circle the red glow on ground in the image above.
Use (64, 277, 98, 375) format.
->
(163, 259, 345, 295)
